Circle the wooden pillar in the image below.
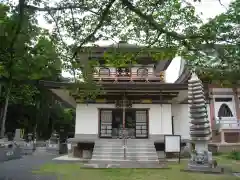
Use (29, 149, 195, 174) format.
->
(208, 86, 216, 128)
(221, 131, 226, 144)
(122, 93, 126, 129)
(233, 88, 240, 119)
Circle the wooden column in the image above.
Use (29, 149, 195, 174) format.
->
(221, 131, 226, 144)
(208, 86, 216, 128)
(233, 88, 240, 119)
(122, 93, 126, 129)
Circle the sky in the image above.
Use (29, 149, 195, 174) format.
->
(36, 0, 233, 83)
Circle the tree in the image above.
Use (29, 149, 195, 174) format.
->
(0, 2, 62, 137)
(188, 0, 240, 85)
(22, 0, 234, 78)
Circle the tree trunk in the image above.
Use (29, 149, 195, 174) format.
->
(33, 100, 40, 140)
(0, 82, 12, 137)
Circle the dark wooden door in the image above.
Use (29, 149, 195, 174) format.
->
(135, 110, 148, 138)
(112, 109, 123, 138)
(99, 110, 112, 138)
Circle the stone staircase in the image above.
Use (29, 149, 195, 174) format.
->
(91, 139, 158, 162)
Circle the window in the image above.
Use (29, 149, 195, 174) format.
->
(99, 67, 110, 76)
(215, 98, 232, 102)
(137, 68, 148, 77)
(218, 104, 233, 117)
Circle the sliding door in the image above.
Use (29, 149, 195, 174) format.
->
(135, 110, 148, 138)
(99, 110, 112, 138)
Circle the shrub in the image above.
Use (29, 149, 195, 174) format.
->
(227, 149, 240, 160)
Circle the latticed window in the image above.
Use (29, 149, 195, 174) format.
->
(137, 68, 148, 76)
(100, 110, 112, 137)
(136, 110, 148, 138)
(136, 111, 147, 122)
(218, 104, 233, 117)
(101, 110, 112, 123)
(99, 68, 110, 76)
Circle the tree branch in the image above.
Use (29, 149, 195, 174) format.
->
(24, 4, 99, 15)
(10, 0, 25, 49)
(120, 0, 203, 41)
(48, 11, 67, 48)
(72, 0, 116, 59)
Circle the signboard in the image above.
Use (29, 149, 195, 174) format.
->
(164, 135, 181, 152)
(164, 135, 181, 163)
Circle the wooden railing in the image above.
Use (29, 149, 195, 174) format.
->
(93, 72, 165, 82)
(214, 117, 240, 130)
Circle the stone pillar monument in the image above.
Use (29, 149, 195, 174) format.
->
(187, 73, 220, 172)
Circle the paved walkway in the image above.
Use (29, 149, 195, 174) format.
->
(0, 152, 59, 180)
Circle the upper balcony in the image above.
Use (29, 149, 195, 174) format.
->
(213, 117, 240, 131)
(93, 67, 165, 82)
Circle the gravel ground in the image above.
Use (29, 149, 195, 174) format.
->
(0, 151, 59, 180)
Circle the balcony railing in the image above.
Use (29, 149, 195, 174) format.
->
(93, 72, 165, 82)
(214, 117, 240, 130)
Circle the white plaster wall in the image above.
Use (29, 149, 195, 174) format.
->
(75, 104, 115, 135)
(76, 103, 173, 136)
(172, 104, 189, 139)
(172, 104, 211, 140)
(212, 88, 233, 93)
(132, 104, 172, 135)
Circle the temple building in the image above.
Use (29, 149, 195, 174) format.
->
(41, 42, 240, 160)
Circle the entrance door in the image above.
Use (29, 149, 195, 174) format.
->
(125, 109, 136, 138)
(99, 110, 112, 138)
(112, 109, 123, 138)
(99, 109, 148, 138)
(135, 110, 148, 138)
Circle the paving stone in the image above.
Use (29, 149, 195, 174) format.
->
(0, 152, 58, 180)
(233, 173, 240, 177)
(106, 164, 121, 168)
(82, 163, 99, 168)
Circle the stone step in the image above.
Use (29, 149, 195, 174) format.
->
(95, 142, 124, 145)
(91, 156, 158, 161)
(94, 144, 155, 147)
(93, 149, 156, 153)
(94, 144, 123, 148)
(84, 161, 166, 168)
(93, 152, 124, 156)
(92, 154, 158, 159)
(93, 149, 123, 153)
(126, 152, 158, 156)
(93, 152, 157, 157)
(95, 141, 154, 145)
(92, 139, 158, 162)
(94, 147, 156, 152)
(126, 146, 155, 148)
(127, 157, 158, 161)
(92, 155, 124, 160)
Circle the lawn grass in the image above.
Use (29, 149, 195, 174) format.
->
(34, 157, 240, 180)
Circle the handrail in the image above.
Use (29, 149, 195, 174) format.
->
(214, 117, 240, 129)
(93, 72, 164, 81)
(94, 71, 160, 76)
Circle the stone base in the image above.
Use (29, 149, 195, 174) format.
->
(22, 147, 34, 155)
(183, 161, 224, 174)
(82, 161, 169, 168)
